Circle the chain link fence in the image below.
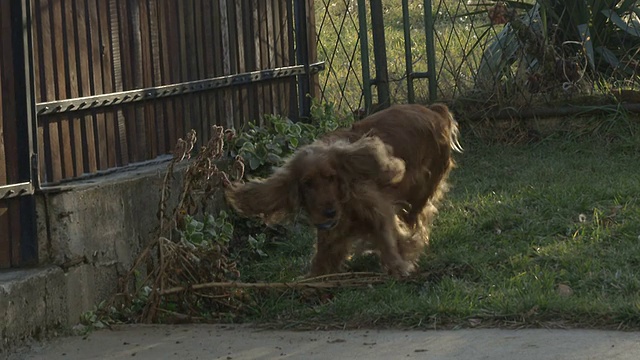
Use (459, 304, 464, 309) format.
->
(314, 0, 640, 118)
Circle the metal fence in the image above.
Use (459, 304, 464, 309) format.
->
(1, 0, 319, 268)
(314, 0, 640, 118)
(1, 0, 38, 268)
(32, 0, 321, 185)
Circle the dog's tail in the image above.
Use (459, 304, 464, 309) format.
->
(428, 103, 463, 153)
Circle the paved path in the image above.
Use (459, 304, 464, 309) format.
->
(13, 324, 640, 360)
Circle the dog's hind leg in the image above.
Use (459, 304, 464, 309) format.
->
(368, 208, 415, 277)
(378, 224, 414, 276)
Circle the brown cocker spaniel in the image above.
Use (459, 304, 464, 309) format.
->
(225, 103, 462, 276)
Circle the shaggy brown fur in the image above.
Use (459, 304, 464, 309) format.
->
(225, 103, 462, 276)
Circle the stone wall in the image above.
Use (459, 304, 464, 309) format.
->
(0, 161, 184, 353)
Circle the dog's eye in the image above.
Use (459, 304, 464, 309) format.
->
(302, 179, 314, 188)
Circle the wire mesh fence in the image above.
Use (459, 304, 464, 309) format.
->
(314, 0, 367, 113)
(314, 0, 640, 118)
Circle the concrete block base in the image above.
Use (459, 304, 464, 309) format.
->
(1, 160, 188, 353)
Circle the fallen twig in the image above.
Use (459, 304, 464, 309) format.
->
(160, 275, 388, 296)
(298, 272, 385, 283)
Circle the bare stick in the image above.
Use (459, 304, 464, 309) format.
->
(160, 277, 387, 296)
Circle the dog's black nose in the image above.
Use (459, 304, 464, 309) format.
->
(323, 208, 337, 219)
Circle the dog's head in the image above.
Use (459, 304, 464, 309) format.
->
(225, 136, 405, 230)
(295, 147, 342, 230)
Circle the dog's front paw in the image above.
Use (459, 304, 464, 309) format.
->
(386, 260, 415, 278)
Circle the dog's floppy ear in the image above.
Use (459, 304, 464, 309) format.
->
(225, 165, 299, 225)
(331, 136, 405, 186)
(428, 103, 463, 153)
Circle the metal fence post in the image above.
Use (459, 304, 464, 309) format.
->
(370, 0, 390, 109)
(402, 0, 415, 103)
(423, 0, 437, 102)
(357, 0, 372, 113)
(294, 0, 311, 121)
(12, 0, 38, 264)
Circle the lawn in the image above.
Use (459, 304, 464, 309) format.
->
(234, 112, 640, 330)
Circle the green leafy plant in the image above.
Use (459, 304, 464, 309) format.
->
(79, 300, 114, 331)
(473, 0, 640, 93)
(179, 210, 273, 263)
(247, 233, 269, 258)
(230, 115, 315, 173)
(229, 102, 354, 175)
(179, 211, 234, 246)
(538, 0, 640, 75)
(309, 100, 355, 133)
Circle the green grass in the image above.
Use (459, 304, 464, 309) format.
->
(233, 113, 640, 330)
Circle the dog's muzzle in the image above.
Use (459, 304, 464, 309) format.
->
(315, 220, 337, 230)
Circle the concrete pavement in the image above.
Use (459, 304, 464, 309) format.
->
(11, 324, 640, 360)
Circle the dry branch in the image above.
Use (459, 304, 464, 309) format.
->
(160, 273, 388, 296)
(111, 126, 249, 323)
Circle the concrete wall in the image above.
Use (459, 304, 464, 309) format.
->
(0, 161, 184, 353)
